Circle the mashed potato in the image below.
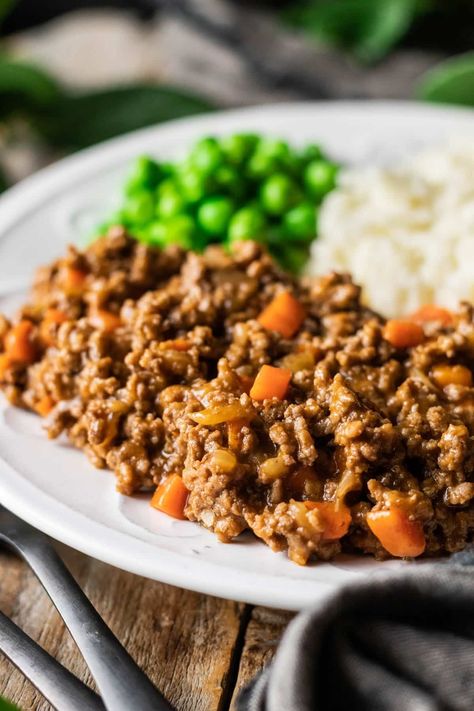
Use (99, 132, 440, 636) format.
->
(309, 138, 474, 316)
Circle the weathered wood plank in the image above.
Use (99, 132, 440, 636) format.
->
(230, 606, 294, 709)
(0, 545, 247, 711)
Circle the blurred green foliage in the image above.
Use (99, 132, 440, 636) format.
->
(0, 1, 212, 193)
(418, 52, 474, 106)
(1, 0, 474, 199)
(35, 86, 212, 151)
(284, 0, 424, 63)
(284, 0, 474, 63)
(0, 57, 60, 120)
(0, 0, 15, 22)
(285, 0, 474, 115)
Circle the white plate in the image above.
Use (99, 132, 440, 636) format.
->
(0, 101, 473, 610)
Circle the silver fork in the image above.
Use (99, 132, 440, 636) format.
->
(0, 610, 104, 711)
(0, 505, 174, 711)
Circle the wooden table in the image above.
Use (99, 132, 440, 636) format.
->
(0, 545, 293, 710)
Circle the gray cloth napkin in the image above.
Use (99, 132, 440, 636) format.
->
(237, 550, 474, 711)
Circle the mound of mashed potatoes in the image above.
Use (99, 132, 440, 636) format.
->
(309, 138, 474, 316)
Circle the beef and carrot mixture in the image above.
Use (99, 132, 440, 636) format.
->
(1, 227, 474, 564)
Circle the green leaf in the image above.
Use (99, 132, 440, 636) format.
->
(34, 85, 214, 150)
(284, 0, 422, 63)
(0, 697, 19, 711)
(418, 52, 474, 106)
(0, 57, 61, 121)
(0, 0, 17, 25)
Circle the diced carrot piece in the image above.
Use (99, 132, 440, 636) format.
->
(159, 339, 191, 351)
(383, 319, 424, 348)
(4, 321, 36, 364)
(305, 501, 351, 540)
(46, 308, 68, 324)
(431, 364, 472, 388)
(151, 474, 189, 520)
(367, 507, 426, 558)
(258, 291, 305, 339)
(40, 309, 68, 346)
(410, 304, 453, 326)
(249, 365, 291, 401)
(0, 353, 11, 380)
(35, 395, 55, 417)
(89, 309, 122, 332)
(61, 266, 87, 295)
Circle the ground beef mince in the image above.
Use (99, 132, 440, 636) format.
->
(1, 229, 474, 565)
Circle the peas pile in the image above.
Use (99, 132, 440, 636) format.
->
(100, 134, 339, 273)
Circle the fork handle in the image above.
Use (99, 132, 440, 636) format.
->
(0, 611, 104, 711)
(0, 509, 173, 711)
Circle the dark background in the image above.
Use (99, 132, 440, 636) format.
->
(3, 0, 474, 54)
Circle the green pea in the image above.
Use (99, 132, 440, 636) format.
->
(285, 153, 305, 177)
(160, 161, 175, 177)
(198, 197, 234, 236)
(146, 221, 168, 247)
(145, 214, 196, 249)
(260, 173, 299, 216)
(221, 133, 260, 165)
(155, 215, 195, 249)
(190, 137, 223, 175)
(156, 185, 186, 219)
(228, 205, 267, 243)
(125, 156, 161, 194)
(178, 166, 212, 203)
(299, 144, 324, 165)
(121, 191, 155, 226)
(258, 138, 291, 163)
(215, 165, 246, 199)
(283, 202, 317, 241)
(156, 178, 176, 195)
(246, 151, 278, 180)
(169, 215, 195, 248)
(304, 160, 339, 200)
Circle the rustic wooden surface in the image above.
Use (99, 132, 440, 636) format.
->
(0, 543, 293, 710)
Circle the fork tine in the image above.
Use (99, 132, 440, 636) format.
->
(0, 610, 105, 711)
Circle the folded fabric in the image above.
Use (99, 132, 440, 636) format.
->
(237, 549, 474, 711)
